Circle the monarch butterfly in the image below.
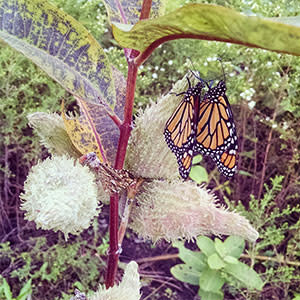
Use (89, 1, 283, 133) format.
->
(164, 76, 238, 179)
(164, 78, 205, 179)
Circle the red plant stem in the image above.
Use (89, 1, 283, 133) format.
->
(115, 62, 138, 169)
(105, 192, 119, 287)
(108, 113, 122, 129)
(134, 33, 273, 67)
(105, 0, 152, 288)
(139, 0, 152, 20)
(105, 61, 138, 288)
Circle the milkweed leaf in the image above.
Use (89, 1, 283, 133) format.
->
(0, 0, 115, 110)
(62, 100, 107, 163)
(112, 3, 300, 57)
(62, 66, 125, 165)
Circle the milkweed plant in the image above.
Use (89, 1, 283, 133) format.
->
(2, 0, 300, 298)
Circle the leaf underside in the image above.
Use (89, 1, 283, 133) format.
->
(0, 0, 115, 110)
(62, 66, 125, 165)
(113, 3, 300, 57)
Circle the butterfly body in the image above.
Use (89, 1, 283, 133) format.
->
(164, 78, 238, 179)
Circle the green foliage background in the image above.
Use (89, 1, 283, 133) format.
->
(0, 0, 300, 299)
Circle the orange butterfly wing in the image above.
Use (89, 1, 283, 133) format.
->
(193, 81, 238, 178)
(164, 81, 204, 179)
(164, 79, 238, 179)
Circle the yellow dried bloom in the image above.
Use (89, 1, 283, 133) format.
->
(126, 76, 195, 180)
(28, 112, 81, 158)
(90, 261, 141, 300)
(130, 180, 258, 243)
(20, 155, 100, 239)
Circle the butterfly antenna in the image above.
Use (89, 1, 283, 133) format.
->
(217, 58, 226, 82)
(187, 57, 197, 72)
(186, 76, 192, 89)
(187, 57, 204, 82)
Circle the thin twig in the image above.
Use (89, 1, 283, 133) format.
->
(257, 73, 288, 200)
(136, 252, 300, 267)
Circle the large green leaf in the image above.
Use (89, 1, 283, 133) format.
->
(103, 0, 165, 24)
(197, 236, 216, 257)
(0, 0, 115, 110)
(170, 264, 200, 286)
(173, 241, 206, 272)
(207, 253, 225, 270)
(198, 289, 224, 300)
(63, 66, 125, 165)
(224, 261, 264, 290)
(199, 267, 225, 292)
(112, 3, 300, 56)
(222, 236, 245, 258)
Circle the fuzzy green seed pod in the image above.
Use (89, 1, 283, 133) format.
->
(126, 75, 196, 180)
(130, 180, 259, 243)
(20, 155, 100, 239)
(90, 261, 141, 300)
(28, 112, 81, 158)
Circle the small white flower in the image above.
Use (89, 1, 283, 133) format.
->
(248, 100, 256, 110)
(152, 73, 158, 79)
(251, 3, 258, 9)
(240, 88, 255, 101)
(168, 60, 173, 65)
(207, 57, 217, 62)
(282, 122, 288, 130)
